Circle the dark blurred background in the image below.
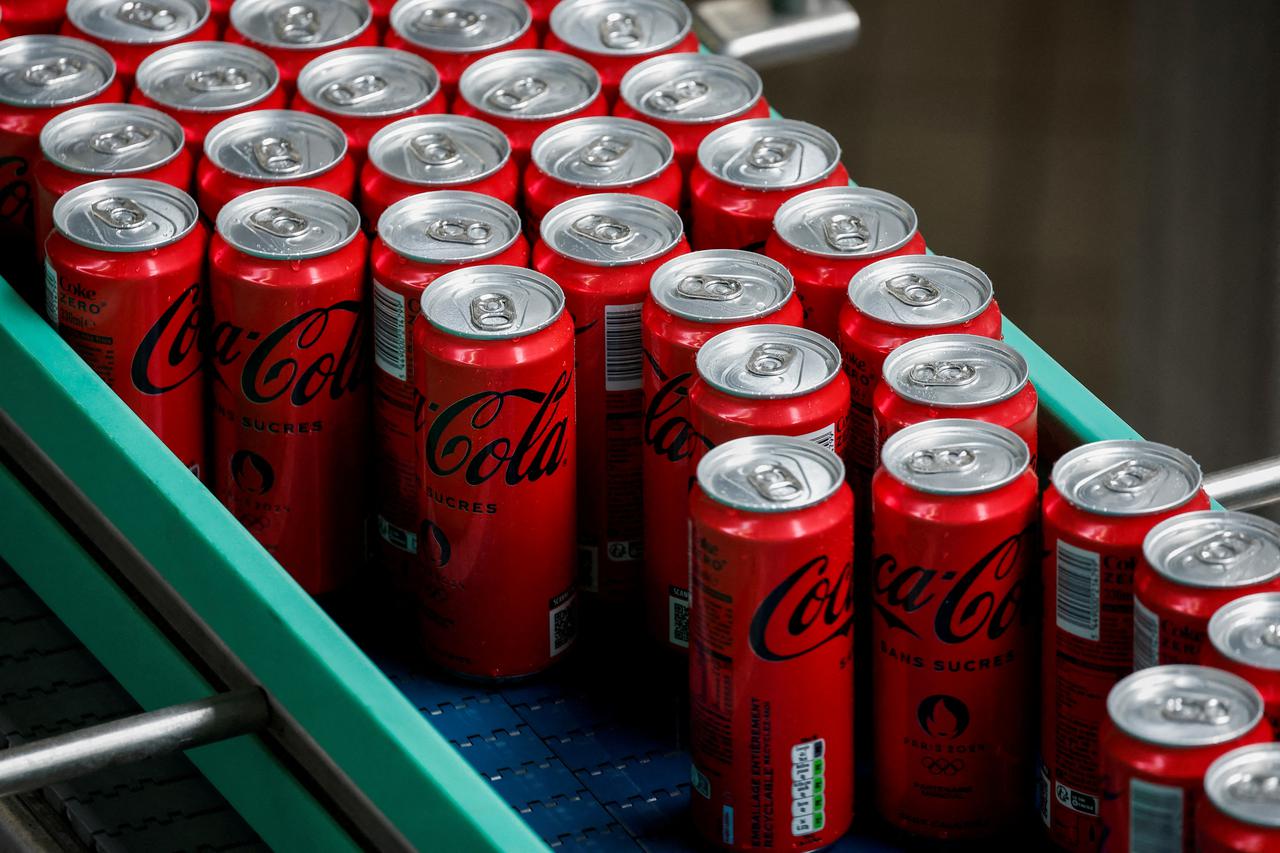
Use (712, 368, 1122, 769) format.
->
(756, 0, 1280, 477)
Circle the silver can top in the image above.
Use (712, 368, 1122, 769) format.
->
(649, 250, 794, 323)
(0, 36, 116, 108)
(880, 418, 1030, 496)
(1106, 665, 1264, 748)
(66, 0, 209, 45)
(531, 116, 672, 188)
(389, 0, 531, 53)
(297, 47, 439, 118)
(134, 41, 279, 113)
(696, 435, 844, 514)
(41, 103, 185, 175)
(458, 49, 601, 122)
(203, 110, 347, 181)
(848, 255, 994, 329)
(697, 118, 840, 191)
(540, 194, 682, 267)
(696, 325, 841, 401)
(420, 265, 565, 340)
(52, 178, 199, 253)
(367, 114, 510, 187)
(1208, 593, 1280, 673)
(216, 186, 360, 261)
(1144, 511, 1280, 590)
(549, 0, 691, 56)
(774, 186, 918, 258)
(230, 0, 372, 51)
(882, 334, 1029, 409)
(378, 191, 521, 264)
(1204, 743, 1280, 829)
(1051, 440, 1203, 517)
(618, 53, 762, 124)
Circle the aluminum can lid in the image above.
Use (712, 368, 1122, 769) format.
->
(1144, 511, 1280, 590)
(66, 0, 209, 45)
(880, 418, 1030, 495)
(231, 0, 372, 50)
(389, 0, 531, 53)
(420, 265, 565, 340)
(1106, 664, 1264, 748)
(696, 434, 844, 513)
(297, 47, 439, 118)
(1204, 743, 1280, 829)
(531, 116, 671, 188)
(649, 249, 793, 323)
(378, 190, 520, 264)
(41, 103, 185, 175)
(619, 53, 761, 124)
(203, 109, 347, 181)
(848, 255, 993, 328)
(697, 118, 840, 190)
(882, 333, 1028, 409)
(134, 41, 279, 113)
(1208, 592, 1280, 672)
(774, 186, 917, 258)
(458, 49, 600, 121)
(0, 36, 116, 108)
(549, 0, 691, 56)
(216, 186, 360, 260)
(1051, 440, 1202, 517)
(696, 324, 840, 400)
(540, 193, 681, 267)
(53, 177, 198, 252)
(367, 114, 509, 187)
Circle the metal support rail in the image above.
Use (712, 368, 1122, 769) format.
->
(1204, 455, 1280, 511)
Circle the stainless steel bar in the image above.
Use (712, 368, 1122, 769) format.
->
(1204, 456, 1280, 510)
(0, 689, 268, 798)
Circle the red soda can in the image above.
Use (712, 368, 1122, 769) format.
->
(546, 0, 698, 107)
(45, 179, 206, 477)
(209, 0, 230, 33)
(1134, 512, 1280, 670)
(524, 116, 680, 231)
(35, 104, 190, 263)
(385, 0, 536, 103)
(690, 118, 849, 251)
(689, 435, 855, 850)
(615, 53, 769, 175)
(131, 42, 286, 150)
(369, 0, 394, 36)
(454, 49, 607, 169)
(532, 193, 688, 607)
(874, 333, 1037, 466)
(197, 110, 356, 222)
(210, 186, 369, 595)
(1204, 593, 1280, 738)
(61, 0, 217, 89)
(526, 0, 555, 38)
(765, 186, 927, 341)
(642, 250, 804, 651)
(371, 191, 528, 591)
(294, 46, 444, 165)
(1197, 743, 1280, 852)
(226, 0, 377, 94)
(0, 0, 66, 35)
(413, 266, 577, 679)
(1041, 440, 1209, 852)
(1100, 665, 1270, 853)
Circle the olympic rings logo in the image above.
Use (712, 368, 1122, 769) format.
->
(920, 757, 965, 776)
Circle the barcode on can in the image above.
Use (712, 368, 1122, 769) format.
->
(604, 302, 643, 391)
(669, 586, 690, 648)
(1133, 595, 1160, 670)
(797, 422, 837, 451)
(44, 260, 58, 326)
(1129, 777, 1183, 853)
(372, 280, 408, 381)
(1056, 539, 1101, 641)
(549, 590, 577, 656)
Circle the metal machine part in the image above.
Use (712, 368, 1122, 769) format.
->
(690, 0, 860, 68)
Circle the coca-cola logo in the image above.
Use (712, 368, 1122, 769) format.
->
(230, 449, 274, 494)
(748, 555, 854, 662)
(424, 370, 572, 487)
(872, 531, 1031, 644)
(0, 156, 31, 229)
(918, 694, 969, 738)
(642, 349, 712, 464)
(132, 282, 204, 395)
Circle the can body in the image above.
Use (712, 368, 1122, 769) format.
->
(360, 158, 519, 227)
(523, 161, 682, 231)
(195, 155, 357, 222)
(689, 374, 850, 463)
(1196, 799, 1280, 853)
(689, 164, 851, 251)
(872, 377, 1038, 466)
(1134, 569, 1280, 668)
(0, 1, 66, 35)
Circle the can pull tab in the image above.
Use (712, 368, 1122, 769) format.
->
(745, 135, 798, 170)
(486, 76, 548, 112)
(248, 206, 309, 238)
(1227, 772, 1280, 804)
(908, 360, 979, 388)
(578, 135, 631, 168)
(644, 75, 709, 114)
(251, 135, 302, 174)
(907, 447, 978, 475)
(90, 124, 157, 156)
(470, 292, 515, 332)
(1161, 695, 1231, 726)
(89, 197, 148, 230)
(823, 213, 871, 252)
(23, 56, 86, 87)
(413, 7, 485, 35)
(271, 4, 320, 44)
(323, 74, 388, 107)
(409, 132, 460, 166)
(570, 214, 632, 245)
(1102, 460, 1160, 494)
(599, 11, 643, 49)
(676, 274, 743, 301)
(185, 66, 252, 92)
(116, 0, 178, 31)
(1264, 622, 1280, 649)
(1191, 531, 1257, 566)
(425, 218, 492, 245)
(746, 343, 798, 377)
(883, 273, 941, 307)
(747, 461, 803, 502)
